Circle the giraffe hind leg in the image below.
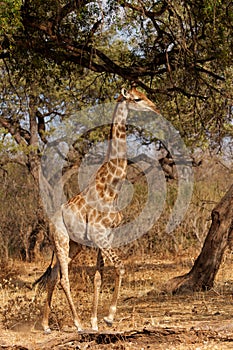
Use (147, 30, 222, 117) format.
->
(36, 239, 83, 333)
(41, 262, 60, 333)
(55, 238, 83, 332)
(33, 252, 59, 333)
(51, 209, 84, 332)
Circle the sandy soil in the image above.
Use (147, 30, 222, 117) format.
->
(1, 250, 233, 349)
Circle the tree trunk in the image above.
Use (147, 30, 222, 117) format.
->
(25, 91, 48, 261)
(165, 184, 233, 293)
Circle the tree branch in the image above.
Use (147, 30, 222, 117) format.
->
(0, 117, 27, 145)
(14, 0, 228, 100)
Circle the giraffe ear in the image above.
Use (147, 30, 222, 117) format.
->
(121, 88, 130, 99)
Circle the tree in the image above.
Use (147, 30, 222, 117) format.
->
(1, 0, 232, 148)
(0, 0, 232, 145)
(165, 184, 233, 292)
(0, 0, 232, 285)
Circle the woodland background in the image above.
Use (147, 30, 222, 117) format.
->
(0, 0, 232, 263)
(0, 1, 233, 348)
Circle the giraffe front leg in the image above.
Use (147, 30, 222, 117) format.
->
(91, 249, 104, 331)
(91, 270, 101, 331)
(101, 248, 125, 327)
(103, 265, 125, 326)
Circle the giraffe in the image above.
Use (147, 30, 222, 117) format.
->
(35, 86, 160, 333)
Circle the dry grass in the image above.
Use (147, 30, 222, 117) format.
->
(1, 249, 233, 349)
(0, 155, 232, 348)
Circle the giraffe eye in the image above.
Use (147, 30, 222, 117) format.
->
(134, 98, 142, 102)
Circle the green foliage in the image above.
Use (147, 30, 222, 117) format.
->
(0, 0, 232, 262)
(0, 0, 23, 36)
(0, 0, 232, 153)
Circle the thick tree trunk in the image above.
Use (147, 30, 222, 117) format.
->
(25, 92, 48, 261)
(165, 184, 233, 293)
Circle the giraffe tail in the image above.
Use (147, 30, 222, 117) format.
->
(32, 251, 54, 294)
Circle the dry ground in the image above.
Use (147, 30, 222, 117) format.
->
(1, 249, 233, 350)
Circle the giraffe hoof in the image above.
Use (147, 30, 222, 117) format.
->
(91, 317, 98, 331)
(43, 327, 52, 334)
(103, 316, 113, 327)
(74, 320, 84, 332)
(76, 326, 84, 333)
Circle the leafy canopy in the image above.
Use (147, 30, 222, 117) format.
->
(0, 0, 232, 152)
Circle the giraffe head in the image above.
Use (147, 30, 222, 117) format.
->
(118, 87, 160, 114)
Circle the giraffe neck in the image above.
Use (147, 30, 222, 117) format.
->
(106, 100, 128, 163)
(89, 101, 128, 203)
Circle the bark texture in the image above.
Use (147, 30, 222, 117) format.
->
(165, 184, 233, 293)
